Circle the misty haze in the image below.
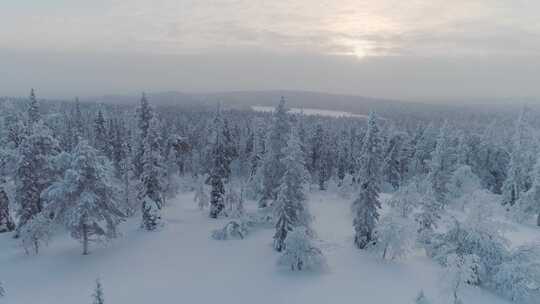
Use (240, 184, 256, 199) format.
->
(1, 1, 540, 304)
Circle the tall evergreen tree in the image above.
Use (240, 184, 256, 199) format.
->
(133, 93, 154, 178)
(427, 121, 455, 206)
(15, 123, 60, 236)
(273, 128, 311, 252)
(502, 110, 535, 206)
(138, 117, 165, 230)
(27, 88, 40, 127)
(94, 109, 108, 156)
(208, 105, 229, 218)
(259, 97, 290, 207)
(352, 111, 383, 249)
(42, 140, 125, 255)
(0, 183, 15, 233)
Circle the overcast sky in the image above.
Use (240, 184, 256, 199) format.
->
(1, 0, 539, 103)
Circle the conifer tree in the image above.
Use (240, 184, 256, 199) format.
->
(0, 183, 15, 233)
(138, 117, 165, 230)
(208, 106, 230, 218)
(27, 88, 40, 127)
(15, 123, 60, 236)
(94, 109, 108, 156)
(352, 111, 383, 249)
(42, 140, 125, 255)
(133, 93, 154, 178)
(259, 97, 290, 207)
(427, 121, 454, 206)
(273, 128, 311, 252)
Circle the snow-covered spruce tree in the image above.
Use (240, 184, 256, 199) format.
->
(138, 117, 165, 230)
(409, 123, 438, 177)
(514, 157, 540, 225)
(27, 88, 40, 127)
(15, 122, 60, 236)
(41, 140, 125, 255)
(0, 184, 15, 233)
(92, 278, 105, 304)
(352, 111, 383, 249)
(476, 120, 508, 194)
(427, 121, 455, 207)
(0, 281, 4, 297)
(273, 128, 311, 252)
(382, 131, 410, 190)
(208, 105, 230, 218)
(133, 93, 154, 179)
(502, 110, 536, 207)
(259, 97, 290, 208)
(336, 129, 350, 185)
(93, 109, 109, 157)
(277, 227, 326, 271)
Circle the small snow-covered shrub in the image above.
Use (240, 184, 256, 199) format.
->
(211, 212, 273, 241)
(414, 290, 431, 304)
(19, 213, 54, 255)
(211, 221, 247, 240)
(277, 228, 326, 272)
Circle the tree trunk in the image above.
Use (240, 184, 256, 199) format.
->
(537, 213, 540, 227)
(82, 216, 89, 255)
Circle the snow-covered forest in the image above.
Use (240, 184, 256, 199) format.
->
(1, 90, 540, 304)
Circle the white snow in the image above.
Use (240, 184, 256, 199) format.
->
(0, 192, 516, 304)
(252, 106, 368, 119)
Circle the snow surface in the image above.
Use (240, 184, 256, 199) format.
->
(0, 192, 514, 304)
(252, 106, 368, 119)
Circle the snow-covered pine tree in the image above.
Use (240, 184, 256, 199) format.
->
(0, 281, 4, 297)
(15, 123, 60, 236)
(514, 157, 540, 226)
(93, 109, 108, 157)
(0, 184, 15, 233)
(309, 123, 325, 188)
(208, 105, 230, 218)
(42, 140, 125, 255)
(27, 88, 40, 127)
(352, 111, 383, 249)
(92, 278, 105, 304)
(336, 129, 350, 185)
(259, 97, 290, 208)
(427, 121, 455, 207)
(410, 123, 437, 177)
(133, 93, 154, 178)
(138, 117, 165, 230)
(73, 97, 85, 142)
(502, 109, 536, 207)
(273, 128, 311, 252)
